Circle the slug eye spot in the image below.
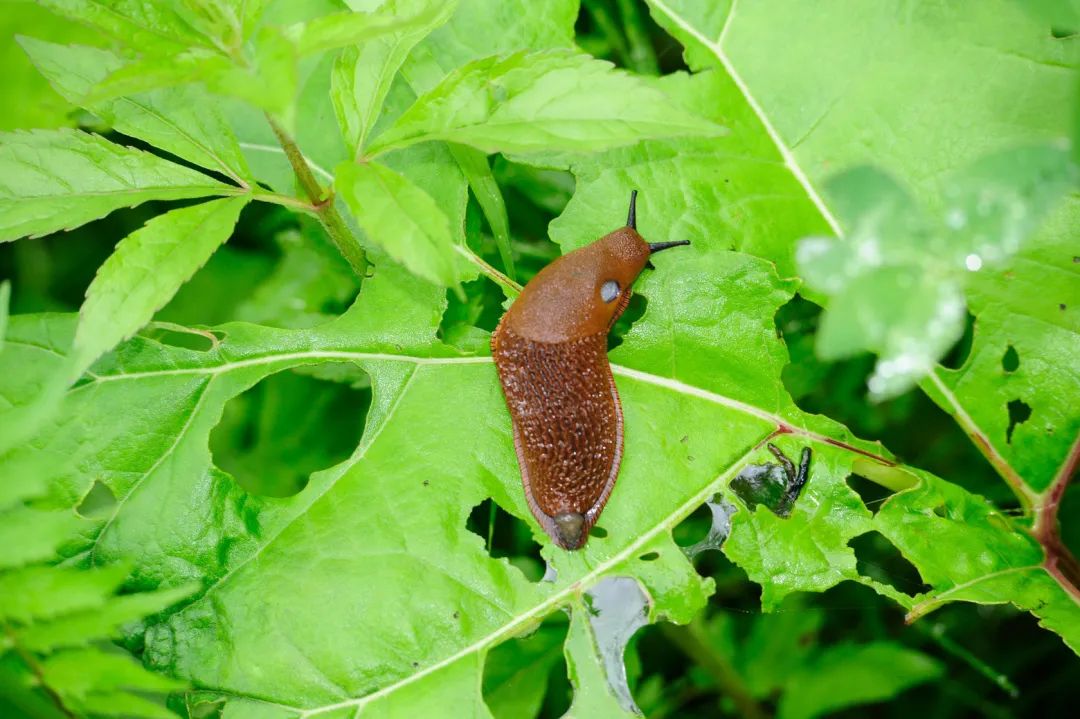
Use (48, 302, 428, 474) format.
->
(600, 280, 620, 303)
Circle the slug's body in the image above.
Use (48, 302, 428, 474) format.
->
(491, 193, 687, 550)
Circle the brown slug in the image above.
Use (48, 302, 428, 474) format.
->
(491, 192, 689, 550)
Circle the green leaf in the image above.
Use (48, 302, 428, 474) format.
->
(0, 508, 81, 570)
(78, 50, 231, 106)
(73, 196, 249, 374)
(20, 38, 253, 184)
(871, 470, 1080, 650)
(366, 49, 723, 156)
(815, 269, 966, 399)
(0, 564, 127, 623)
(330, 1, 459, 154)
(777, 642, 943, 719)
(409, 0, 578, 76)
(292, 0, 456, 56)
(41, 647, 183, 699)
(208, 26, 299, 124)
(449, 144, 516, 280)
(0, 129, 234, 242)
(546, 69, 833, 283)
(35, 0, 206, 53)
(922, 199, 1080, 497)
(18, 584, 197, 652)
(335, 160, 466, 287)
(82, 29, 299, 126)
(6, 1, 1080, 714)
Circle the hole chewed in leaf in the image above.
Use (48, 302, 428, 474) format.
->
(678, 493, 737, 559)
(1001, 344, 1020, 372)
(76, 480, 117, 519)
(850, 531, 930, 597)
(210, 366, 369, 498)
(1005, 399, 1032, 444)
(581, 577, 650, 715)
(482, 619, 568, 719)
(439, 276, 504, 353)
(638, 551, 660, 562)
(607, 293, 647, 351)
(466, 498, 545, 582)
(846, 473, 892, 515)
(939, 310, 976, 369)
(589, 525, 609, 539)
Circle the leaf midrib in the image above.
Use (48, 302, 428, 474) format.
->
(644, 0, 844, 236)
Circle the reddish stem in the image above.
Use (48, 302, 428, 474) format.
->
(1034, 435, 1080, 602)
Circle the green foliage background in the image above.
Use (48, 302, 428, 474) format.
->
(0, 0, 1078, 718)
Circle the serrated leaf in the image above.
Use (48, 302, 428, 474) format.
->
(0, 508, 81, 569)
(335, 160, 466, 287)
(366, 49, 723, 157)
(41, 647, 184, 699)
(0, 129, 234, 242)
(82, 29, 299, 126)
(330, 0, 459, 154)
(35, 0, 205, 53)
(79, 50, 231, 106)
(0, 563, 127, 623)
(18, 584, 197, 652)
(73, 195, 250, 374)
(292, 0, 455, 56)
(20, 38, 252, 184)
(399, 41, 519, 283)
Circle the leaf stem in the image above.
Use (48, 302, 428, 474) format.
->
(251, 189, 317, 213)
(1033, 433, 1080, 602)
(916, 622, 1018, 697)
(660, 619, 768, 719)
(453, 246, 522, 297)
(925, 370, 1037, 513)
(265, 114, 369, 277)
